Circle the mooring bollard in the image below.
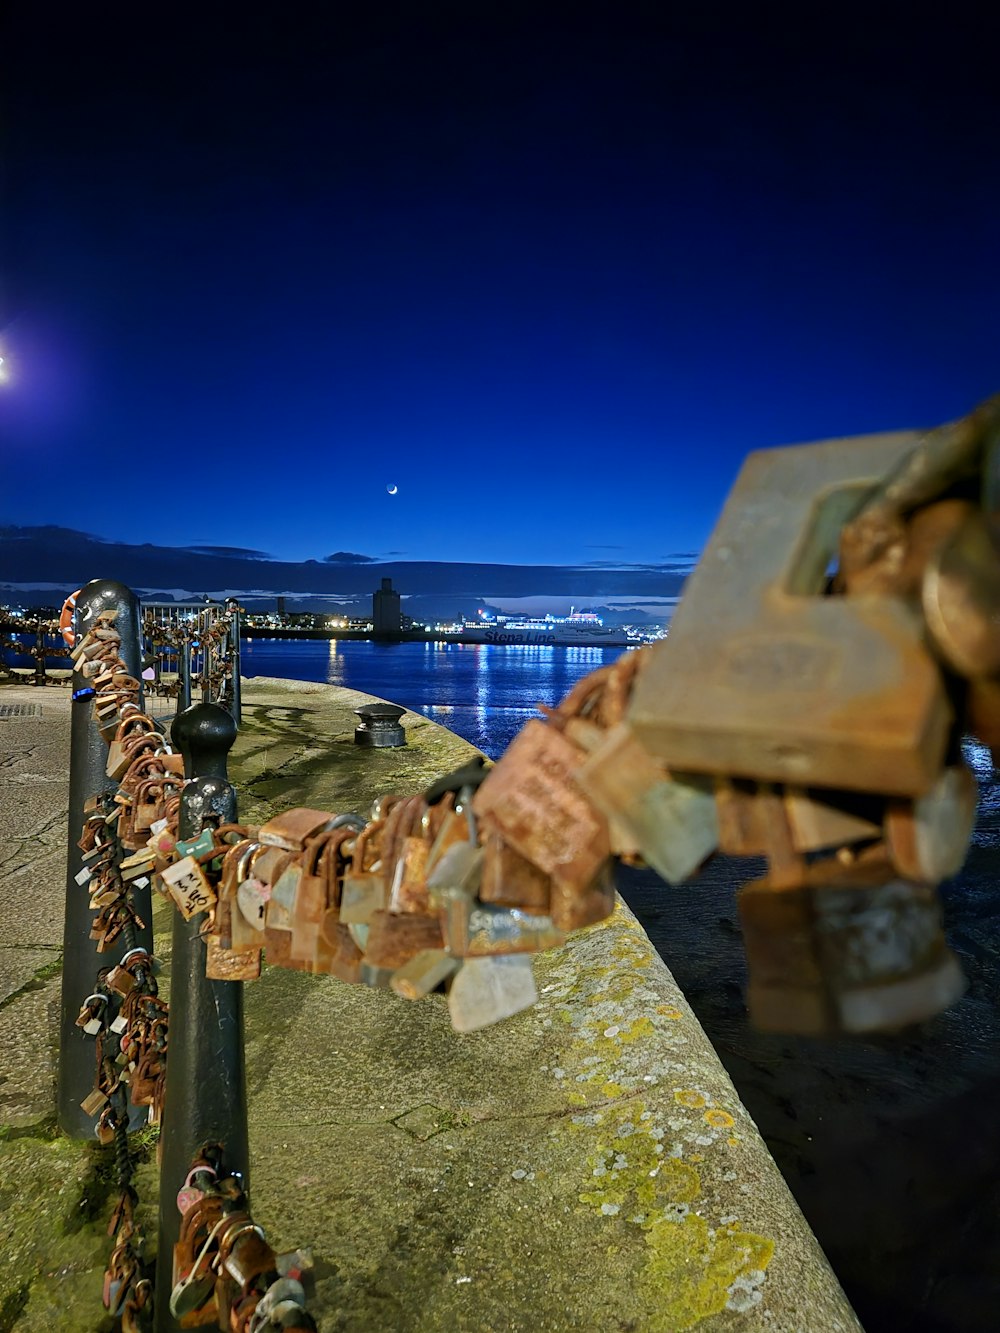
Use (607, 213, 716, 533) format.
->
(155, 702, 248, 1333)
(354, 702, 407, 747)
(58, 578, 154, 1138)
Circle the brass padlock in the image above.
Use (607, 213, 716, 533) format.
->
(628, 428, 953, 796)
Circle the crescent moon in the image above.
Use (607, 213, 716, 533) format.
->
(387, 484, 398, 495)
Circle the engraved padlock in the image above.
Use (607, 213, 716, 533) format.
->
(628, 427, 953, 796)
(473, 718, 610, 885)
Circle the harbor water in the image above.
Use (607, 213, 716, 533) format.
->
(241, 636, 628, 758)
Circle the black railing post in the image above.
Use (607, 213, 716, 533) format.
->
(199, 608, 212, 703)
(57, 579, 154, 1137)
(155, 703, 246, 1333)
(225, 597, 242, 725)
(33, 617, 46, 686)
(178, 633, 193, 713)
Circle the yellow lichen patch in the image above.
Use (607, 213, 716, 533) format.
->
(656, 1004, 683, 1020)
(620, 1015, 655, 1043)
(643, 1212, 775, 1332)
(601, 1082, 627, 1098)
(727, 1136, 741, 1147)
(674, 1088, 708, 1110)
(579, 1112, 699, 1223)
(704, 1109, 735, 1130)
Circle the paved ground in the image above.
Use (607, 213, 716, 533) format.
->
(0, 678, 858, 1332)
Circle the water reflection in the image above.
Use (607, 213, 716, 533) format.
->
(239, 638, 626, 757)
(325, 637, 345, 687)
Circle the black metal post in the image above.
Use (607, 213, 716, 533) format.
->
(34, 617, 46, 686)
(225, 598, 242, 725)
(155, 703, 246, 1333)
(178, 634, 193, 713)
(200, 609, 212, 704)
(58, 579, 154, 1138)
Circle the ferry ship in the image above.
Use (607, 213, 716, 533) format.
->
(448, 611, 630, 647)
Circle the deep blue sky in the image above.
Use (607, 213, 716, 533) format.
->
(3, 5, 999, 567)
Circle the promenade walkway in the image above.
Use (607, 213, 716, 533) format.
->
(0, 677, 859, 1332)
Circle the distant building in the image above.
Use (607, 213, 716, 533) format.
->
(277, 596, 286, 617)
(372, 578, 401, 634)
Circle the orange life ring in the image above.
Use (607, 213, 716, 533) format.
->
(60, 589, 82, 648)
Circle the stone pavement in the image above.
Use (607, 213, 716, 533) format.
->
(0, 678, 861, 1331)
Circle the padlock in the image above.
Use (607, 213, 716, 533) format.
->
(316, 915, 364, 982)
(549, 859, 616, 931)
(390, 948, 459, 999)
(305, 832, 354, 973)
(478, 830, 551, 913)
(922, 508, 1000, 678)
(739, 859, 966, 1034)
(628, 427, 953, 796)
(205, 937, 262, 982)
(425, 803, 474, 875)
(838, 496, 976, 599)
(177, 1163, 217, 1216)
(575, 722, 718, 884)
(264, 853, 300, 954)
(365, 910, 444, 969)
(884, 762, 979, 882)
(219, 1216, 275, 1289)
(288, 831, 339, 966)
(258, 807, 338, 851)
(451, 902, 566, 957)
(106, 713, 160, 781)
(472, 718, 610, 885)
(171, 1197, 225, 1325)
(387, 835, 431, 914)
(447, 955, 538, 1032)
(338, 870, 387, 924)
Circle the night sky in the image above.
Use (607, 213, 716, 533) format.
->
(3, 5, 999, 569)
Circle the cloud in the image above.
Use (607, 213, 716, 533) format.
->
(323, 551, 377, 564)
(184, 545, 271, 560)
(585, 543, 625, 550)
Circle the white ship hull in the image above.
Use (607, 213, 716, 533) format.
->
(448, 626, 630, 648)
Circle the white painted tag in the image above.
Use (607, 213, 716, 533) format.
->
(75, 866, 93, 886)
(133, 876, 150, 889)
(150, 818, 168, 835)
(160, 856, 216, 920)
